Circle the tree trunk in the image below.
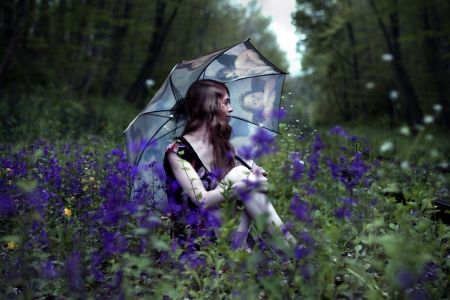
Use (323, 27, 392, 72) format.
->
(0, 0, 27, 82)
(344, 20, 366, 116)
(103, 0, 132, 98)
(126, 0, 182, 105)
(421, 1, 450, 128)
(368, 0, 424, 129)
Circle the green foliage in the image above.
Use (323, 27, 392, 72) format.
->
(1, 121, 449, 298)
(0, 86, 139, 144)
(0, 0, 287, 103)
(292, 0, 450, 127)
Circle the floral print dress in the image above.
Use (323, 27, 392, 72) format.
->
(163, 137, 220, 239)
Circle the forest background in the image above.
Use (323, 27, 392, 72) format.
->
(1, 0, 449, 144)
(1, 0, 450, 298)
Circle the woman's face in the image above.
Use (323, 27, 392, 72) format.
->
(243, 92, 264, 110)
(219, 93, 233, 121)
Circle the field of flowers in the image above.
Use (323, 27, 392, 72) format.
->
(1, 123, 449, 299)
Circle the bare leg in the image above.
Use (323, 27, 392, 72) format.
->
(222, 166, 296, 249)
(242, 192, 296, 247)
(235, 209, 252, 251)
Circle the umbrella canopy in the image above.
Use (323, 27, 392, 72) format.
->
(124, 39, 287, 210)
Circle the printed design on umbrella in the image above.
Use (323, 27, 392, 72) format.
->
(238, 77, 277, 128)
(205, 43, 274, 81)
(124, 39, 287, 210)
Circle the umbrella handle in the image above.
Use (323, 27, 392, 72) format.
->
(236, 156, 252, 170)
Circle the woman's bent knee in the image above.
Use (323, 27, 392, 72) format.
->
(224, 166, 249, 183)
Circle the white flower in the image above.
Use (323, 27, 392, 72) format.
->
(399, 126, 411, 136)
(401, 161, 410, 169)
(145, 79, 155, 89)
(380, 141, 393, 153)
(439, 162, 449, 169)
(423, 115, 434, 124)
(365, 82, 375, 89)
(389, 90, 399, 100)
(381, 53, 394, 62)
(425, 134, 433, 141)
(430, 149, 439, 158)
(432, 104, 442, 112)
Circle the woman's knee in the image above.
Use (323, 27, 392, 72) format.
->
(224, 166, 249, 183)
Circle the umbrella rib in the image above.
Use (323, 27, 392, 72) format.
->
(134, 118, 172, 165)
(230, 116, 280, 134)
(170, 77, 184, 103)
(139, 110, 179, 117)
(134, 119, 186, 166)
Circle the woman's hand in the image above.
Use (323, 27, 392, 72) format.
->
(251, 166, 268, 179)
(247, 169, 269, 194)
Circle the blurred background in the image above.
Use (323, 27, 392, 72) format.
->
(0, 0, 449, 143)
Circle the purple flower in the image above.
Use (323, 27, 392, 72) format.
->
(327, 125, 349, 137)
(307, 185, 317, 196)
(251, 128, 274, 146)
(313, 135, 324, 152)
(236, 144, 256, 160)
(186, 211, 198, 225)
(327, 160, 340, 179)
(43, 259, 55, 279)
(396, 268, 417, 289)
(341, 146, 347, 152)
(333, 206, 352, 218)
(153, 161, 166, 181)
(0, 193, 15, 215)
(341, 196, 357, 205)
(294, 245, 310, 259)
(290, 153, 305, 181)
(301, 266, 312, 280)
(271, 108, 287, 119)
(290, 194, 310, 222)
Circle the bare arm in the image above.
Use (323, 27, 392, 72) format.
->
(167, 152, 267, 208)
(235, 49, 265, 68)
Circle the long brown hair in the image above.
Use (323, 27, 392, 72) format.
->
(182, 80, 235, 178)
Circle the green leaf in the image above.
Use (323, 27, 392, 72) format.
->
(16, 179, 37, 192)
(134, 228, 150, 235)
(0, 235, 22, 243)
(151, 237, 170, 251)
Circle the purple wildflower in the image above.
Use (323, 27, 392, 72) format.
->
(290, 194, 310, 223)
(333, 206, 352, 218)
(327, 125, 349, 137)
(290, 153, 305, 181)
(294, 245, 310, 259)
(313, 135, 324, 152)
(341, 196, 357, 205)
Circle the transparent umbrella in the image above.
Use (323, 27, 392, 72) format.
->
(124, 39, 287, 210)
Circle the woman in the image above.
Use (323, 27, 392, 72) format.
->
(239, 77, 276, 128)
(163, 79, 295, 251)
(215, 49, 273, 80)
